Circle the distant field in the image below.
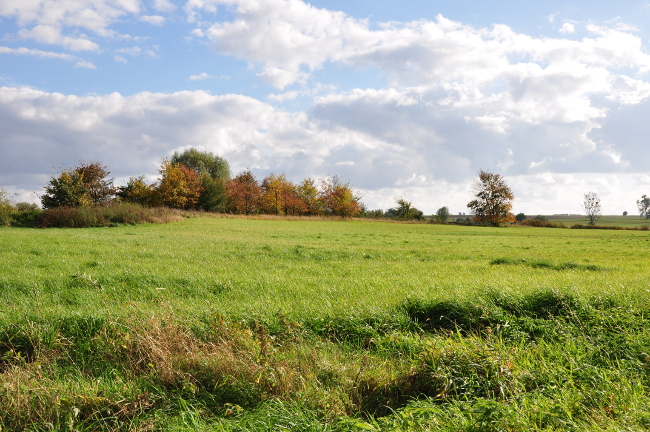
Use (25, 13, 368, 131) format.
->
(1, 218, 650, 430)
(543, 214, 650, 227)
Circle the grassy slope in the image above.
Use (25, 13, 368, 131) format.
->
(2, 219, 650, 431)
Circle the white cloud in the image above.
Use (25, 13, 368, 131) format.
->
(559, 23, 575, 34)
(191, 1, 650, 89)
(74, 60, 96, 69)
(189, 72, 211, 80)
(0, 0, 143, 50)
(116, 46, 142, 56)
(153, 0, 176, 12)
(114, 55, 128, 64)
(140, 15, 166, 26)
(547, 12, 559, 23)
(0, 86, 649, 213)
(0, 46, 77, 61)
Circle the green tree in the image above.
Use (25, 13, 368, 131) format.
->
(117, 175, 155, 206)
(0, 187, 14, 226)
(436, 206, 450, 223)
(467, 170, 515, 226)
(582, 192, 601, 225)
(75, 161, 116, 206)
(41, 169, 90, 209)
(515, 212, 527, 222)
(393, 197, 414, 219)
(637, 195, 650, 219)
(171, 149, 230, 212)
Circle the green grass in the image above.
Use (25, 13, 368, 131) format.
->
(1, 218, 650, 430)
(548, 214, 650, 227)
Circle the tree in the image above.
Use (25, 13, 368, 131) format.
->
(117, 175, 156, 206)
(393, 198, 414, 219)
(637, 195, 650, 219)
(318, 175, 361, 218)
(515, 213, 527, 222)
(226, 170, 262, 214)
(296, 178, 321, 215)
(261, 173, 291, 215)
(436, 206, 450, 223)
(74, 161, 116, 206)
(623, 211, 628, 216)
(41, 161, 115, 209)
(41, 169, 91, 209)
(171, 149, 230, 212)
(467, 170, 515, 226)
(582, 191, 601, 225)
(154, 160, 204, 209)
(0, 187, 13, 226)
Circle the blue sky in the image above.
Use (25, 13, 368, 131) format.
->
(2, 0, 650, 215)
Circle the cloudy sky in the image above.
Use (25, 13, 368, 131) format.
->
(2, 0, 650, 215)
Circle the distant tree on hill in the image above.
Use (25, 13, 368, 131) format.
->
(582, 192, 601, 225)
(515, 213, 527, 222)
(467, 170, 515, 226)
(637, 195, 650, 219)
(623, 211, 628, 216)
(436, 206, 450, 223)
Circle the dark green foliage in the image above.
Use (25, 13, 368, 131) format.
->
(490, 257, 603, 271)
(172, 148, 231, 212)
(515, 212, 526, 222)
(436, 206, 450, 223)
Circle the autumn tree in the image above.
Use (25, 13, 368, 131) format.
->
(318, 175, 361, 218)
(171, 149, 230, 212)
(467, 170, 515, 226)
(261, 173, 291, 215)
(117, 175, 156, 206)
(226, 170, 262, 214)
(582, 191, 601, 225)
(0, 187, 13, 226)
(41, 161, 116, 209)
(75, 161, 116, 206)
(296, 178, 322, 215)
(41, 169, 91, 209)
(154, 159, 204, 209)
(637, 194, 650, 219)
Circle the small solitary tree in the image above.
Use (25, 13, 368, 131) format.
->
(637, 195, 650, 219)
(582, 192, 601, 225)
(467, 170, 515, 226)
(436, 206, 450, 223)
(394, 198, 414, 219)
(515, 213, 527, 222)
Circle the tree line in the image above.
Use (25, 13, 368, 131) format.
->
(37, 149, 363, 218)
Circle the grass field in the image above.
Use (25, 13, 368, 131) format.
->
(546, 214, 650, 227)
(1, 218, 650, 430)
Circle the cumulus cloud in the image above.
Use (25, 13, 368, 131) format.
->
(189, 72, 211, 80)
(0, 0, 158, 51)
(140, 15, 166, 26)
(559, 23, 575, 34)
(191, 0, 650, 89)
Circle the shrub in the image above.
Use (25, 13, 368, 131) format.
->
(519, 219, 567, 228)
(38, 203, 184, 228)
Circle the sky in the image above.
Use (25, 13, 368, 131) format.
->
(1, 0, 650, 215)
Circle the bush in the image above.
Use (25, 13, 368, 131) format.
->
(519, 219, 567, 228)
(38, 203, 184, 228)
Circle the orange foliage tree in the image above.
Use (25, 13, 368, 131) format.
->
(154, 159, 203, 209)
(318, 175, 361, 218)
(467, 170, 515, 225)
(296, 178, 321, 215)
(226, 170, 263, 214)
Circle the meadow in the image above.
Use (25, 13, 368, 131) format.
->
(1, 217, 650, 431)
